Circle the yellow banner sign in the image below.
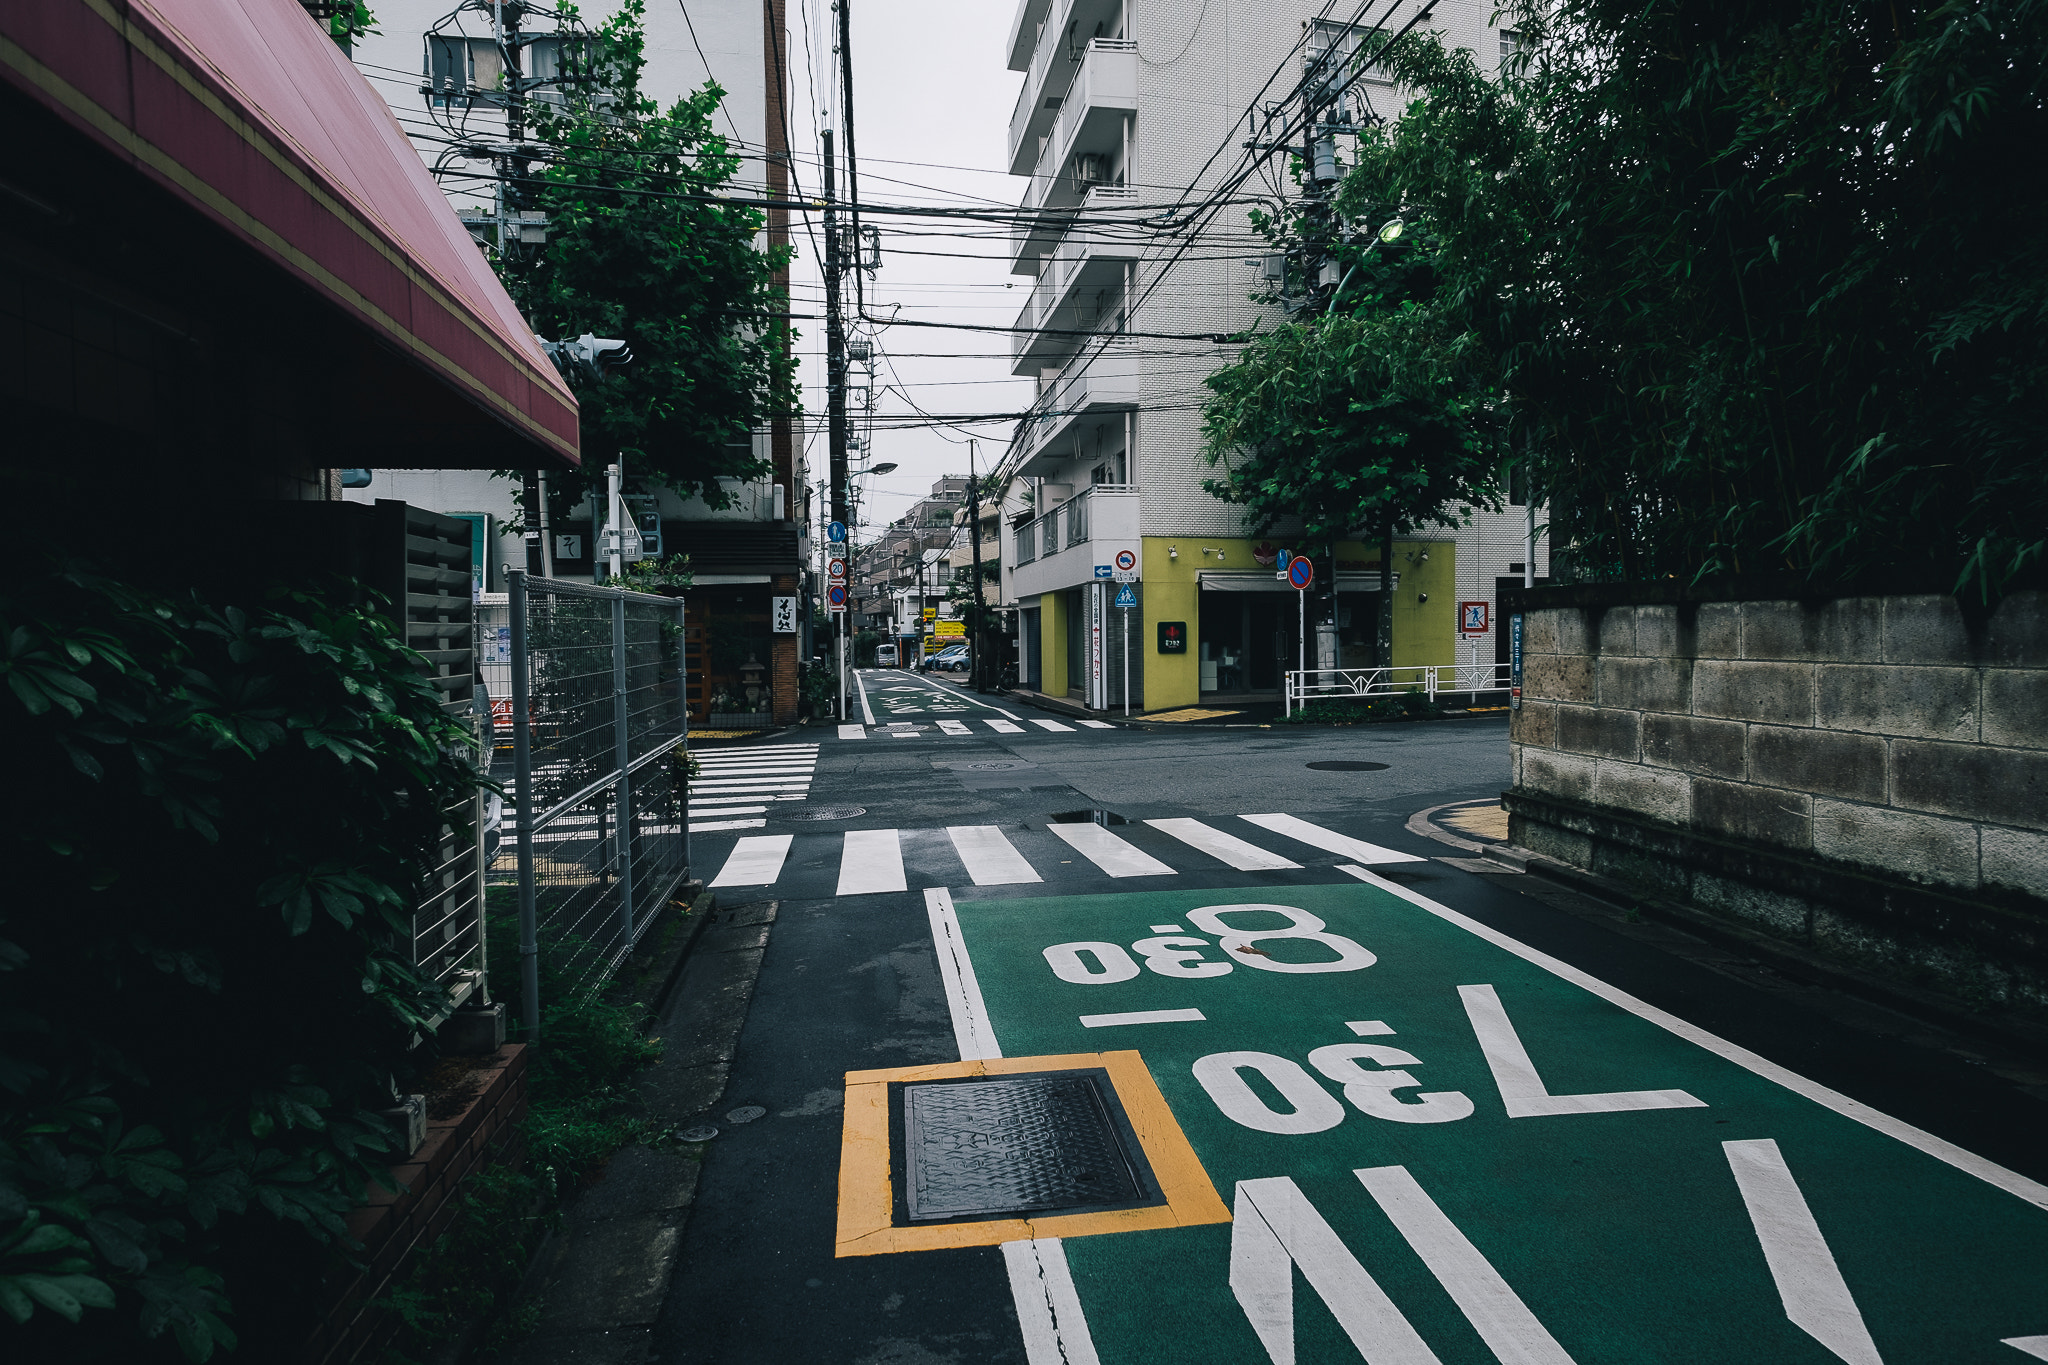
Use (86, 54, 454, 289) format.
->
(934, 620, 965, 637)
(922, 607, 938, 621)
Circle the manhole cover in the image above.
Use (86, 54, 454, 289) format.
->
(725, 1105, 767, 1124)
(961, 760, 1028, 771)
(786, 805, 866, 820)
(1049, 808, 1131, 826)
(903, 1075, 1143, 1222)
(1307, 760, 1391, 771)
(679, 1125, 718, 1143)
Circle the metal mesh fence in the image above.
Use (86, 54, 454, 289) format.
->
(496, 572, 690, 1015)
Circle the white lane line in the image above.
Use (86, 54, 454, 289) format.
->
(1080, 1008, 1207, 1028)
(1146, 818, 1302, 871)
(1047, 821, 1176, 877)
(1003, 1238, 1102, 1365)
(1077, 719, 1114, 729)
(985, 719, 1024, 734)
(688, 804, 767, 815)
(1336, 865, 2048, 1211)
(693, 794, 806, 805)
(1724, 1139, 1883, 1365)
(693, 764, 817, 774)
(690, 818, 767, 833)
(854, 669, 877, 724)
(1458, 983, 1704, 1116)
(693, 782, 814, 793)
(947, 826, 1043, 886)
(1355, 1165, 1578, 1365)
(837, 828, 907, 895)
(915, 673, 1022, 721)
(925, 886, 999, 1060)
(937, 719, 972, 735)
(1030, 719, 1076, 732)
(838, 723, 866, 740)
(1241, 812, 1426, 865)
(2005, 1338, 2048, 1360)
(709, 834, 793, 887)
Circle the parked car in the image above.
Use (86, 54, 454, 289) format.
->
(874, 644, 899, 667)
(945, 650, 973, 674)
(921, 643, 967, 672)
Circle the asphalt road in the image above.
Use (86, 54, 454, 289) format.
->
(653, 673, 2048, 1365)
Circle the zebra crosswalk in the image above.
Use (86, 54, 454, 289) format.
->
(836, 718, 1115, 740)
(704, 813, 1423, 893)
(687, 744, 819, 833)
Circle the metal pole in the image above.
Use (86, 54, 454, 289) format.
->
(610, 591, 635, 951)
(508, 569, 540, 1043)
(607, 462, 623, 580)
(538, 470, 556, 578)
(1122, 605, 1130, 717)
(676, 593, 690, 873)
(1297, 583, 1306, 690)
(968, 438, 987, 691)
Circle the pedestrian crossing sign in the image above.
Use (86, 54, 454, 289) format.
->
(1114, 584, 1137, 609)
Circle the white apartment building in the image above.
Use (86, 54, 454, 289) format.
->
(998, 0, 1548, 713)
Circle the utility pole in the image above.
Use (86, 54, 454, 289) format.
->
(967, 439, 988, 691)
(823, 126, 849, 717)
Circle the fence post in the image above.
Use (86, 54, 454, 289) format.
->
(676, 594, 690, 874)
(509, 569, 540, 1044)
(611, 590, 636, 951)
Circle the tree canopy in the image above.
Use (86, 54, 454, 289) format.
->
(504, 0, 797, 511)
(1218, 0, 2048, 599)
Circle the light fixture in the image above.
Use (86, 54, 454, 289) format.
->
(1168, 546, 1178, 560)
(1378, 217, 1405, 243)
(869, 462, 898, 476)
(1418, 593, 1429, 603)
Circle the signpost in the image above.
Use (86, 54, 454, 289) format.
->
(1113, 580, 1138, 717)
(1288, 555, 1314, 695)
(827, 520, 847, 544)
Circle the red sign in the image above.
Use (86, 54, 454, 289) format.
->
(491, 697, 514, 730)
(1459, 600, 1491, 635)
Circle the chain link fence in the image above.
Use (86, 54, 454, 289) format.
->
(498, 571, 690, 1030)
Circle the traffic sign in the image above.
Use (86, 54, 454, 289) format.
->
(827, 520, 847, 543)
(826, 584, 847, 609)
(828, 557, 847, 580)
(1093, 565, 1113, 580)
(1113, 584, 1137, 609)
(1114, 549, 1137, 572)
(1288, 556, 1314, 590)
(1111, 570, 1139, 583)
(1460, 600, 1491, 635)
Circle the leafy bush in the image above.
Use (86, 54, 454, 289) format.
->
(1, 570, 479, 1360)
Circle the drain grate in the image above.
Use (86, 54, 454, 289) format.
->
(903, 1075, 1143, 1221)
(1048, 808, 1131, 826)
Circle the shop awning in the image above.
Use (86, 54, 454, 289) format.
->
(0, 0, 578, 466)
(1199, 572, 1401, 592)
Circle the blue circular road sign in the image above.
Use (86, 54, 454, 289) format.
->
(1288, 556, 1314, 590)
(828, 520, 848, 543)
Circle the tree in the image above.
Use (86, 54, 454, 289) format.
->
(1339, 0, 2048, 598)
(1202, 204, 1504, 664)
(504, 0, 798, 514)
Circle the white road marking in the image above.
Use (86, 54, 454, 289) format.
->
(925, 886, 999, 1061)
(838, 723, 866, 740)
(1003, 1238, 1102, 1365)
(837, 828, 907, 895)
(854, 669, 877, 724)
(693, 766, 816, 776)
(985, 719, 1024, 734)
(1077, 719, 1114, 729)
(1457, 983, 1705, 1117)
(709, 834, 793, 887)
(887, 728, 919, 738)
(1355, 1165, 1579, 1365)
(1240, 813, 1426, 865)
(1145, 818, 1302, 871)
(946, 826, 1042, 886)
(914, 673, 1022, 721)
(1337, 865, 2048, 1210)
(1030, 719, 1077, 732)
(1047, 822, 1176, 877)
(688, 804, 766, 815)
(1724, 1139, 1883, 1365)
(689, 818, 766, 833)
(692, 781, 814, 793)
(1079, 1008, 1207, 1027)
(693, 794, 806, 805)
(1232, 1177, 1444, 1364)
(937, 719, 972, 735)
(2004, 1338, 2048, 1359)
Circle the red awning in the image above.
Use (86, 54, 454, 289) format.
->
(1, 0, 579, 466)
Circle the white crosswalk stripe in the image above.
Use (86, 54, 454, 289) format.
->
(1239, 813, 1426, 865)
(937, 720, 972, 735)
(827, 717, 1133, 741)
(985, 719, 1024, 734)
(1030, 719, 1076, 732)
(1145, 818, 1303, 871)
(1047, 821, 1176, 877)
(709, 834, 793, 886)
(692, 744, 821, 813)
(699, 813, 1421, 894)
(839, 724, 866, 740)
(947, 826, 1043, 886)
(1077, 720, 1114, 730)
(838, 829, 907, 895)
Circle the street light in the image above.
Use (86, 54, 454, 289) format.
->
(868, 462, 898, 476)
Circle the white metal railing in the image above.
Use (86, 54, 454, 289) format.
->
(1063, 491, 1089, 545)
(1283, 663, 1513, 716)
(1014, 519, 1038, 564)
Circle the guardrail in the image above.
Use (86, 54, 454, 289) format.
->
(1283, 663, 1512, 716)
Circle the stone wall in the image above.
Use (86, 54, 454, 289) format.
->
(1503, 585, 2047, 1016)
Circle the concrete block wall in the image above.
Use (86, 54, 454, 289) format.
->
(1506, 587, 2047, 1015)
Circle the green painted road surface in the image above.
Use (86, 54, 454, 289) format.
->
(944, 877, 2048, 1364)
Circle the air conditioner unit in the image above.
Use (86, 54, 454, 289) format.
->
(1075, 154, 1106, 186)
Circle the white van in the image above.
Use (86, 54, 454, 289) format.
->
(874, 644, 899, 667)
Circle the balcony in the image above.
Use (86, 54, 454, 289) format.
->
(1006, 0, 1128, 175)
(1015, 337, 1138, 478)
(1013, 178, 1137, 275)
(1012, 484, 1139, 599)
(1010, 229, 1138, 373)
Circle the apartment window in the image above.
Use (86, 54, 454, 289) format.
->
(1308, 19, 1394, 93)
(1499, 28, 1523, 66)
